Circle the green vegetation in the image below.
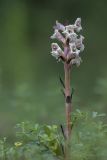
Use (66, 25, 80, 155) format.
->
(0, 110, 107, 160)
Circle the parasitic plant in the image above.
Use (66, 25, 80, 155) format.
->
(0, 18, 107, 160)
(51, 18, 84, 158)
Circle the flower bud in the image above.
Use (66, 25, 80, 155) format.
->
(51, 43, 63, 59)
(74, 18, 82, 32)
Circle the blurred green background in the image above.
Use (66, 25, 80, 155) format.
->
(0, 0, 107, 138)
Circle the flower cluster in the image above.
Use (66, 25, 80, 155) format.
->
(50, 18, 84, 66)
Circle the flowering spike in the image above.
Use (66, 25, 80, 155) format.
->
(51, 18, 84, 67)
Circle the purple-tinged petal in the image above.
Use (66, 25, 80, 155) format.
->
(51, 30, 65, 43)
(54, 21, 65, 31)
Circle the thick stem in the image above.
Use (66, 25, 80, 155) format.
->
(63, 45, 72, 160)
(64, 62, 72, 139)
(64, 62, 72, 160)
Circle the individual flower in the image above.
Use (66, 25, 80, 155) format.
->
(65, 25, 75, 33)
(51, 43, 63, 60)
(51, 29, 65, 43)
(71, 56, 82, 67)
(70, 43, 80, 56)
(76, 35, 84, 51)
(69, 32, 77, 43)
(70, 43, 77, 52)
(63, 25, 75, 36)
(63, 30, 77, 43)
(74, 18, 82, 32)
(51, 18, 84, 66)
(14, 142, 23, 147)
(54, 20, 65, 31)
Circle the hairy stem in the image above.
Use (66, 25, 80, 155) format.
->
(64, 62, 72, 160)
(64, 62, 72, 139)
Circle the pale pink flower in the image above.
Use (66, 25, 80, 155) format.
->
(51, 18, 84, 66)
